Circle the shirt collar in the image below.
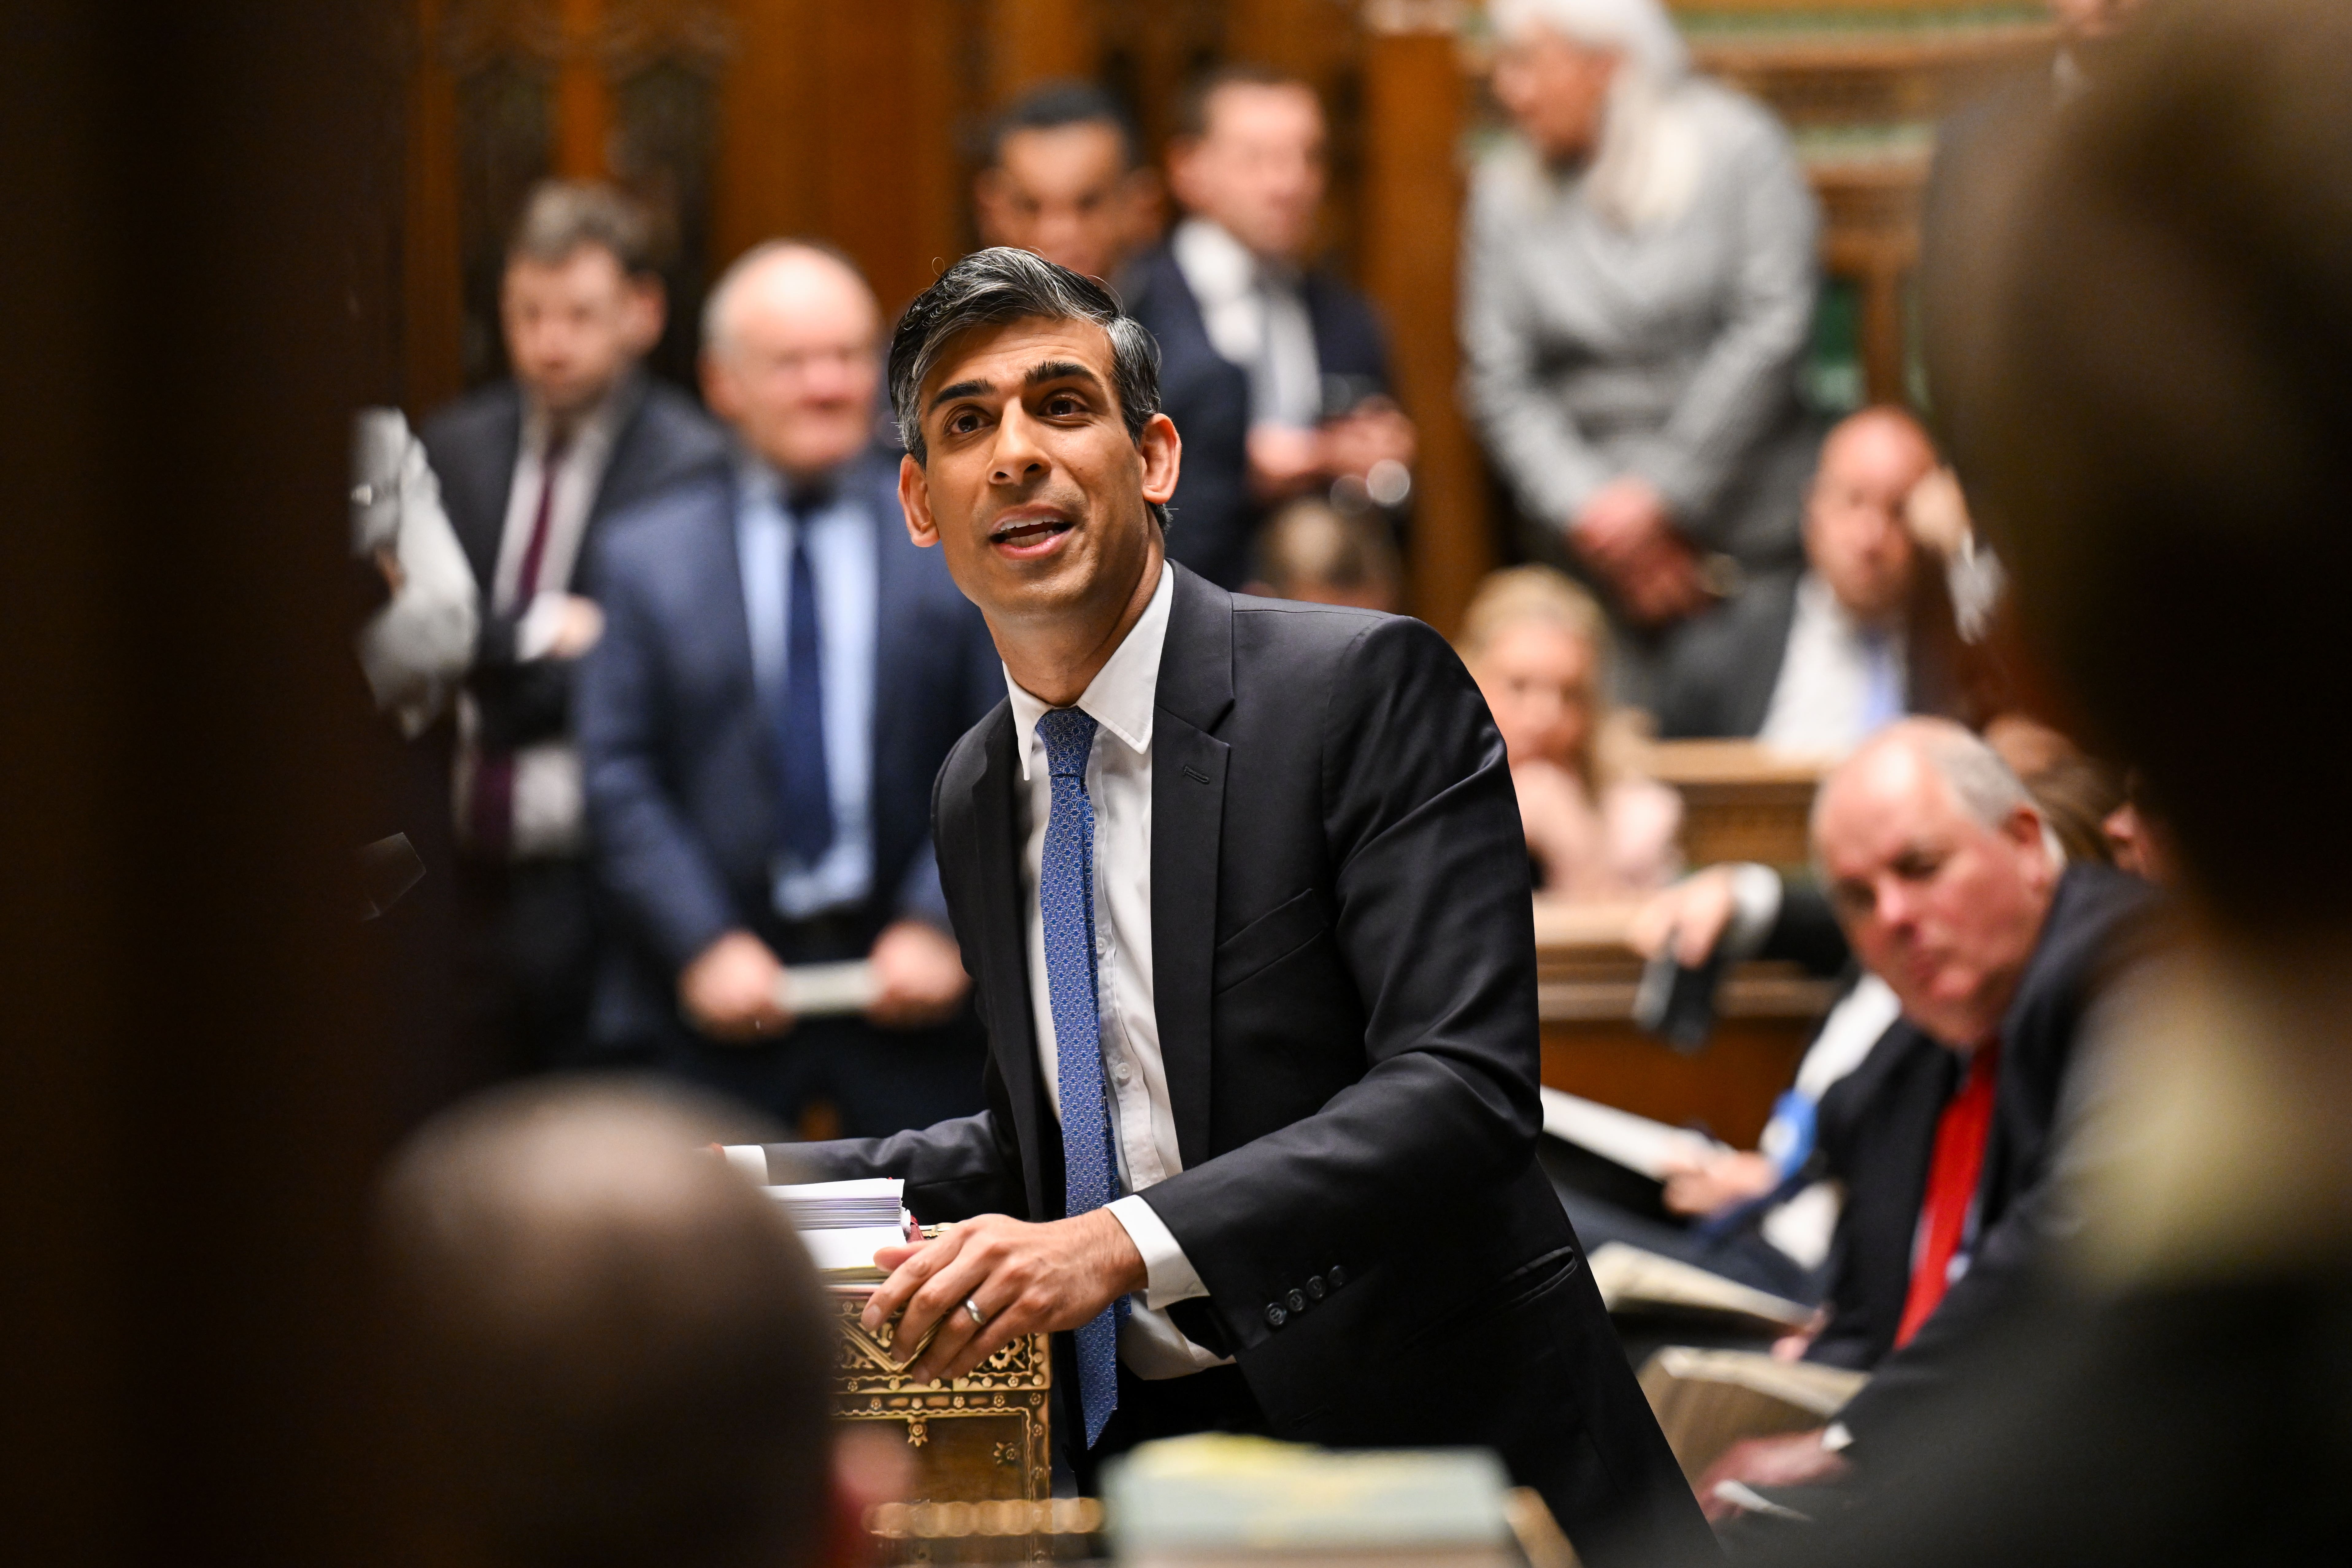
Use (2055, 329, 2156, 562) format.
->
(1005, 561, 1174, 781)
(737, 450, 854, 518)
(1797, 568, 1901, 644)
(522, 372, 633, 457)
(1172, 218, 1301, 304)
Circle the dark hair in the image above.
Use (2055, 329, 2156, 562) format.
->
(887, 247, 1169, 530)
(507, 179, 661, 279)
(986, 80, 1140, 171)
(1174, 62, 1311, 141)
(1957, 0, 2352, 930)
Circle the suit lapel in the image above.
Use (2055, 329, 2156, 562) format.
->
(967, 707, 1046, 1211)
(453, 387, 522, 589)
(1152, 567, 1235, 1170)
(865, 452, 916, 817)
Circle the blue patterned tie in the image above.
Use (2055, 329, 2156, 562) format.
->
(773, 496, 834, 867)
(1036, 707, 1126, 1447)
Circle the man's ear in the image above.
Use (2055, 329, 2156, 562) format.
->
(973, 168, 1010, 246)
(626, 276, 667, 356)
(900, 452, 940, 549)
(1138, 411, 1182, 507)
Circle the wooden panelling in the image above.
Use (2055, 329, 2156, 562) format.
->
(404, 0, 467, 412)
(1359, 22, 1489, 637)
(988, 0, 1104, 102)
(554, 0, 614, 177)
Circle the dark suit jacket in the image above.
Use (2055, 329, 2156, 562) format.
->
(418, 375, 730, 756)
(1119, 245, 1393, 591)
(777, 567, 1711, 1566)
(1654, 567, 1968, 741)
(1804, 866, 2156, 1401)
(573, 448, 1001, 1045)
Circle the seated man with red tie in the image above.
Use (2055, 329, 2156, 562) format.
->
(1696, 718, 2157, 1522)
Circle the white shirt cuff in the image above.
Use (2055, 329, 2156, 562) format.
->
(1821, 1421, 1854, 1453)
(1721, 862, 1785, 961)
(1107, 1194, 1209, 1309)
(719, 1143, 769, 1184)
(515, 590, 569, 661)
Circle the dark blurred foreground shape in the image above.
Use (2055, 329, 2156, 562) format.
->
(376, 1079, 844, 1568)
(0, 3, 432, 1566)
(1745, 1, 2352, 1562)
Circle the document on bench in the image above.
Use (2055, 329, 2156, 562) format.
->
(769, 960, 876, 1019)
(1539, 1086, 1727, 1180)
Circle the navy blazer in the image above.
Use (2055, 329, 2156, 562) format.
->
(418, 375, 730, 752)
(574, 448, 1001, 1042)
(1119, 244, 1393, 591)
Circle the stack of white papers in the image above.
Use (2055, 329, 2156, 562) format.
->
(767, 1178, 913, 1282)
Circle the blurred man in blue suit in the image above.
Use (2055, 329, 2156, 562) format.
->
(577, 241, 1001, 1135)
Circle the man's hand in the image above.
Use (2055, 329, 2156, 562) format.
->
(866, 918, 971, 1029)
(1317, 398, 1417, 483)
(546, 593, 606, 659)
(1611, 534, 1710, 627)
(679, 930, 793, 1042)
(1572, 475, 1674, 569)
(1246, 423, 1324, 502)
(1696, 1428, 1850, 1522)
(1628, 864, 1745, 968)
(1659, 1146, 1778, 1217)
(858, 1210, 1147, 1385)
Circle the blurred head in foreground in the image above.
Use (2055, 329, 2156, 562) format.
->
(1958, 0, 2352, 939)
(974, 81, 1160, 284)
(1249, 498, 1399, 610)
(377, 1081, 859, 1568)
(1813, 718, 2058, 1048)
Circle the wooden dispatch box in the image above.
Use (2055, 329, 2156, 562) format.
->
(831, 1285, 1052, 1506)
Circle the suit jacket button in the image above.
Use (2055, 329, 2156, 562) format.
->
(1265, 1303, 1288, 1328)
(1286, 1289, 1307, 1313)
(1305, 1276, 1327, 1300)
(1328, 1265, 1347, 1289)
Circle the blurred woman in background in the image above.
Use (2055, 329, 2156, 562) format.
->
(1459, 566, 1682, 900)
(1463, 0, 1820, 708)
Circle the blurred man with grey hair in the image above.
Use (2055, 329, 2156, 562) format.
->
(375, 1080, 879, 1568)
(1695, 719, 2156, 1523)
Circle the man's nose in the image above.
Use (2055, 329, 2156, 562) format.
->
(989, 406, 1050, 484)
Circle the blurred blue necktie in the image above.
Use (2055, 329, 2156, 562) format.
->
(1858, 626, 1905, 737)
(1035, 707, 1127, 1447)
(773, 492, 834, 868)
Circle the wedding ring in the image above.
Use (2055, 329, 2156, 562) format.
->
(963, 1298, 985, 1328)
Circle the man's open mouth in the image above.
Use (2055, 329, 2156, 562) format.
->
(990, 514, 1074, 546)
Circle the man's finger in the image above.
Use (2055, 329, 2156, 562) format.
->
(860, 1228, 963, 1332)
(896, 1239, 1002, 1361)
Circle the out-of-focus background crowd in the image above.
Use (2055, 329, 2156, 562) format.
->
(10, 0, 2352, 1564)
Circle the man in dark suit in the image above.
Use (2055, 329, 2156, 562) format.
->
(1656, 407, 1963, 748)
(1118, 66, 1416, 591)
(418, 180, 730, 1074)
(576, 241, 1000, 1135)
(1690, 720, 2156, 1520)
(738, 248, 1711, 1566)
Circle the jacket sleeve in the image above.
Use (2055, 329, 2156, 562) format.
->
(1459, 171, 1617, 530)
(1630, 110, 1820, 541)
(575, 541, 740, 973)
(1134, 616, 1546, 1348)
(769, 1029, 1027, 1223)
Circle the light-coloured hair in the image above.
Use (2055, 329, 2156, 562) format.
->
(508, 179, 660, 277)
(1255, 499, 1398, 599)
(700, 237, 875, 361)
(1487, 0, 1690, 82)
(1455, 565, 1646, 790)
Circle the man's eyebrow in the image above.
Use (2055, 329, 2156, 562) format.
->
(926, 377, 993, 412)
(1024, 359, 1102, 389)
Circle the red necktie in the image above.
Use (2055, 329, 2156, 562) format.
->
(1894, 1034, 2002, 1348)
(469, 433, 569, 857)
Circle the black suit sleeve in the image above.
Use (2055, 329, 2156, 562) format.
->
(1762, 882, 1853, 976)
(768, 1064, 1027, 1223)
(1137, 616, 1544, 1344)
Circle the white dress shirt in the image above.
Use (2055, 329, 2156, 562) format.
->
(1170, 218, 1323, 430)
(1756, 571, 1908, 759)
(455, 386, 624, 859)
(1003, 562, 1228, 1378)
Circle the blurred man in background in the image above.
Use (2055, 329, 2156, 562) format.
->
(1656, 407, 1960, 749)
(578, 241, 998, 1137)
(1121, 65, 1415, 590)
(420, 180, 729, 1076)
(377, 1080, 889, 1568)
(974, 81, 1160, 285)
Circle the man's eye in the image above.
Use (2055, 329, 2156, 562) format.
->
(1045, 394, 1082, 415)
(946, 410, 981, 434)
